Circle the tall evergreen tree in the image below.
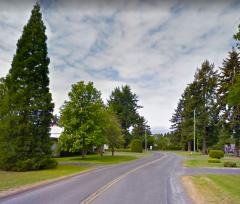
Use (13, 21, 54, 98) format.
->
(132, 116, 151, 148)
(181, 83, 197, 151)
(217, 49, 240, 146)
(193, 60, 218, 154)
(108, 85, 142, 147)
(234, 24, 240, 50)
(171, 61, 217, 153)
(170, 97, 184, 149)
(132, 116, 151, 139)
(0, 78, 6, 102)
(0, 3, 55, 171)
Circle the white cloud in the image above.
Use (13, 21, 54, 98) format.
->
(0, 0, 240, 132)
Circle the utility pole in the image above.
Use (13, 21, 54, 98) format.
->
(194, 108, 196, 152)
(145, 128, 147, 152)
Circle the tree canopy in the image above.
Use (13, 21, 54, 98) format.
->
(59, 81, 105, 158)
(108, 85, 142, 147)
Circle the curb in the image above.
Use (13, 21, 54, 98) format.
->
(0, 167, 97, 200)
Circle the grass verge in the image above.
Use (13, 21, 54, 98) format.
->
(174, 151, 240, 168)
(56, 154, 138, 164)
(0, 165, 90, 192)
(183, 175, 240, 204)
(185, 158, 240, 168)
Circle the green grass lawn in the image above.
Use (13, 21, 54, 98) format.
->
(173, 151, 202, 157)
(56, 154, 138, 164)
(174, 151, 240, 168)
(0, 165, 90, 192)
(185, 157, 240, 168)
(190, 175, 240, 204)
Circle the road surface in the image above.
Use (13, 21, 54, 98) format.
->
(1, 152, 240, 204)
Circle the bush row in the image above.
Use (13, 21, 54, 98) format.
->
(0, 157, 58, 172)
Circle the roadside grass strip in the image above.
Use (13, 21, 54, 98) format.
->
(174, 151, 240, 168)
(56, 154, 139, 165)
(183, 175, 240, 204)
(0, 165, 90, 192)
(80, 153, 167, 204)
(184, 157, 240, 168)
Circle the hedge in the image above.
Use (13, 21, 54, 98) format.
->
(130, 139, 143, 153)
(224, 161, 237, 168)
(208, 158, 221, 163)
(209, 150, 224, 159)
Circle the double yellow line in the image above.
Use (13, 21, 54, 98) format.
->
(80, 153, 167, 204)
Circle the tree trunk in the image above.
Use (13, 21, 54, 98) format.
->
(112, 147, 114, 156)
(81, 137, 85, 159)
(234, 138, 239, 157)
(81, 149, 85, 159)
(202, 128, 207, 155)
(98, 145, 103, 156)
(188, 141, 191, 152)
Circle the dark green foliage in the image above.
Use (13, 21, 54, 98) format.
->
(208, 158, 221, 163)
(218, 49, 240, 156)
(170, 60, 218, 153)
(0, 157, 57, 172)
(0, 3, 54, 171)
(154, 133, 181, 150)
(59, 81, 105, 158)
(192, 61, 218, 154)
(132, 116, 151, 139)
(132, 116, 152, 148)
(234, 24, 240, 49)
(115, 148, 131, 152)
(170, 98, 184, 147)
(0, 78, 6, 101)
(130, 139, 142, 152)
(108, 85, 142, 147)
(209, 150, 224, 159)
(224, 161, 237, 167)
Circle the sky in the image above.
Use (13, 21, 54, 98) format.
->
(0, 0, 240, 133)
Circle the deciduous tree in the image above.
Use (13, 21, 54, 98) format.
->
(59, 81, 105, 158)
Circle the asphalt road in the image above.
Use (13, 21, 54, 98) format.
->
(1, 152, 240, 204)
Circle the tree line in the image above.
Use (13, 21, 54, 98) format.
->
(170, 25, 240, 156)
(57, 81, 150, 158)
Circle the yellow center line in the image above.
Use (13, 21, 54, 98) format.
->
(80, 153, 167, 204)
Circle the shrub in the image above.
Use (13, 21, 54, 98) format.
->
(1, 157, 58, 172)
(208, 158, 221, 163)
(209, 150, 224, 159)
(130, 139, 142, 153)
(115, 148, 131, 152)
(38, 158, 58, 169)
(224, 161, 237, 167)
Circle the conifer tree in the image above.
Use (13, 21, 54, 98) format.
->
(108, 85, 142, 147)
(217, 49, 240, 146)
(171, 61, 217, 153)
(193, 60, 218, 154)
(170, 97, 184, 149)
(0, 78, 6, 102)
(0, 3, 55, 171)
(132, 116, 151, 139)
(234, 24, 240, 50)
(181, 83, 197, 151)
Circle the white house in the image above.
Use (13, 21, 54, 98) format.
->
(50, 125, 63, 138)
